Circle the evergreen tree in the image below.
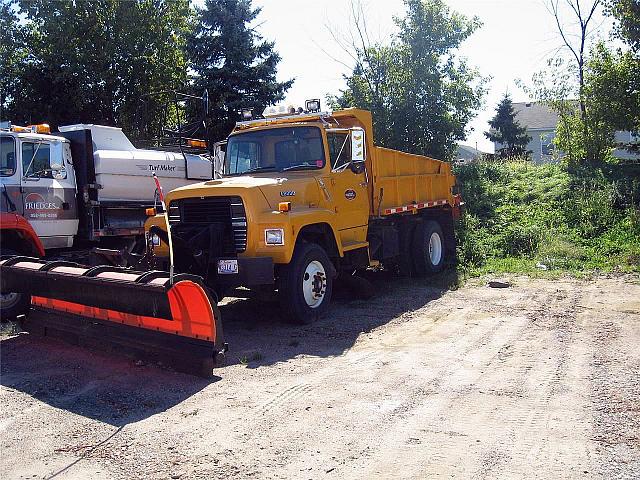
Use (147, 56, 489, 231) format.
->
(188, 0, 293, 141)
(485, 94, 531, 158)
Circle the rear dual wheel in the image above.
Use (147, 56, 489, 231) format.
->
(278, 242, 334, 324)
(412, 220, 446, 275)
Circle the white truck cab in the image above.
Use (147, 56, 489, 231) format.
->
(1, 127, 79, 248)
(1, 121, 216, 250)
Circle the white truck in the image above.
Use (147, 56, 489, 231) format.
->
(0, 121, 216, 318)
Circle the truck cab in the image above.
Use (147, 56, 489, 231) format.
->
(1, 124, 79, 249)
(146, 105, 460, 323)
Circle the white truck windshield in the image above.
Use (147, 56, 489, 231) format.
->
(225, 126, 325, 175)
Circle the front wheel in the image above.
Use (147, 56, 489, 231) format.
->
(278, 242, 334, 324)
(411, 220, 446, 275)
(0, 248, 31, 322)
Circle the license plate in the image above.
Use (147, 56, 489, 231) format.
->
(217, 259, 239, 275)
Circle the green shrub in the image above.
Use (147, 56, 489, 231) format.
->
(496, 223, 543, 256)
(455, 212, 488, 268)
(563, 186, 619, 238)
(453, 159, 639, 275)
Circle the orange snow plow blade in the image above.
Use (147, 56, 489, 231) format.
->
(0, 257, 226, 377)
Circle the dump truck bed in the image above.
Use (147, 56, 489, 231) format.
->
(370, 146, 456, 216)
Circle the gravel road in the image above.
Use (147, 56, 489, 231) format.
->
(1, 274, 639, 479)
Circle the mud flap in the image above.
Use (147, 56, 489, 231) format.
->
(0, 256, 226, 377)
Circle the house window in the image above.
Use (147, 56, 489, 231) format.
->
(541, 132, 555, 157)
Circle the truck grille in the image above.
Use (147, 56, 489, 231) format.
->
(168, 196, 247, 253)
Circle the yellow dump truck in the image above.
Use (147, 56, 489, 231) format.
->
(146, 106, 462, 323)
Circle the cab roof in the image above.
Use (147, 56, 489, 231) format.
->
(0, 130, 68, 143)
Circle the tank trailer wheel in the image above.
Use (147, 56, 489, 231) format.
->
(412, 220, 445, 275)
(279, 242, 334, 324)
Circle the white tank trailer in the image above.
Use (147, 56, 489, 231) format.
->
(55, 124, 215, 241)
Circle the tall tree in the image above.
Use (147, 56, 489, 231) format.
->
(188, 0, 293, 141)
(485, 94, 532, 158)
(546, 0, 603, 162)
(331, 0, 486, 160)
(6, 0, 191, 137)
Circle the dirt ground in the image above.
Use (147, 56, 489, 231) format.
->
(1, 273, 639, 480)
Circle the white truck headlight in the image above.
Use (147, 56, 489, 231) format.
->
(265, 228, 284, 245)
(151, 233, 161, 246)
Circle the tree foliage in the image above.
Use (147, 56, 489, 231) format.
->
(608, 0, 640, 51)
(485, 94, 532, 158)
(331, 0, 487, 160)
(1, 0, 291, 143)
(5, 0, 192, 138)
(188, 0, 293, 141)
(532, 0, 640, 164)
(584, 43, 640, 134)
(0, 1, 25, 120)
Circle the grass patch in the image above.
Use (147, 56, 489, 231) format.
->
(454, 160, 640, 277)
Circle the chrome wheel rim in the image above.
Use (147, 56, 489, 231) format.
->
(428, 232, 443, 266)
(302, 260, 327, 308)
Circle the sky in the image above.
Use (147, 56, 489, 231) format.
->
(203, 0, 611, 153)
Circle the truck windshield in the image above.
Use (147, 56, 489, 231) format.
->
(225, 126, 325, 175)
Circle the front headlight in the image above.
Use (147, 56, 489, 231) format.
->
(151, 233, 161, 246)
(265, 228, 284, 245)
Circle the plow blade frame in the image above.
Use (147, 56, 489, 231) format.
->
(0, 256, 225, 377)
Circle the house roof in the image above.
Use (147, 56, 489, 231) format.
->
(513, 102, 559, 130)
(455, 144, 487, 160)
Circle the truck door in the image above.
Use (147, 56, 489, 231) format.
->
(326, 131, 370, 247)
(19, 138, 79, 249)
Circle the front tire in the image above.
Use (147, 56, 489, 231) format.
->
(278, 242, 334, 324)
(412, 220, 445, 275)
(0, 248, 31, 322)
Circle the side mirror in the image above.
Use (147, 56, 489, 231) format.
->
(351, 127, 365, 162)
(50, 142, 64, 170)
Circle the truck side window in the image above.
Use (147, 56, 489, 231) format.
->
(227, 141, 260, 174)
(0, 136, 16, 177)
(327, 133, 351, 169)
(22, 142, 53, 178)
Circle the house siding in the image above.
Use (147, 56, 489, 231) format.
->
(496, 128, 638, 163)
(493, 102, 639, 163)
(495, 128, 558, 163)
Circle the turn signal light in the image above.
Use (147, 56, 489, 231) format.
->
(32, 123, 51, 134)
(145, 207, 157, 216)
(278, 202, 291, 212)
